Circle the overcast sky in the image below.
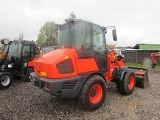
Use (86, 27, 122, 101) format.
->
(0, 0, 160, 46)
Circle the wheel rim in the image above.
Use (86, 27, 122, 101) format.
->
(128, 76, 135, 89)
(1, 75, 11, 86)
(89, 84, 103, 104)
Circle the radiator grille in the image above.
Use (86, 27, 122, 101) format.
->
(62, 80, 78, 89)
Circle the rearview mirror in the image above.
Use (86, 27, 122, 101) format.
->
(112, 29, 117, 41)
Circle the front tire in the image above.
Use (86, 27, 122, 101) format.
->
(23, 68, 33, 82)
(0, 73, 13, 90)
(117, 71, 136, 95)
(78, 75, 106, 111)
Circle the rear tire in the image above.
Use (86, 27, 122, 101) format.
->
(78, 75, 106, 111)
(0, 73, 13, 90)
(116, 71, 136, 95)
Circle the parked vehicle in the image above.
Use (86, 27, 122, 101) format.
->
(30, 19, 149, 110)
(0, 39, 40, 90)
(150, 52, 160, 68)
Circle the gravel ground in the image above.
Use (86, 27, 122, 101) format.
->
(0, 70, 160, 120)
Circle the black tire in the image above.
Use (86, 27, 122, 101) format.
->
(0, 73, 13, 90)
(78, 75, 106, 111)
(116, 71, 136, 95)
(24, 68, 33, 82)
(151, 64, 155, 68)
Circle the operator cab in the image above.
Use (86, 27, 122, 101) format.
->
(58, 20, 117, 73)
(58, 20, 117, 54)
(7, 40, 39, 70)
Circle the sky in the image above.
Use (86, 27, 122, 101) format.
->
(0, 0, 160, 47)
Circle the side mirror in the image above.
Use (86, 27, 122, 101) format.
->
(112, 29, 117, 41)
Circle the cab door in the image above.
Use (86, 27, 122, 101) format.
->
(21, 43, 31, 69)
(92, 25, 107, 74)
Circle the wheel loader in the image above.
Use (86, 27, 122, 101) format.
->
(30, 19, 149, 110)
(0, 39, 40, 90)
(150, 52, 160, 68)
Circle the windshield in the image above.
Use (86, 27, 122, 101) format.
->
(8, 43, 22, 58)
(58, 20, 106, 52)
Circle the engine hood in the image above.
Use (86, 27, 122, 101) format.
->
(38, 48, 78, 63)
(34, 48, 78, 78)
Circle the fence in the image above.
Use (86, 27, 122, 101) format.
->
(121, 50, 160, 64)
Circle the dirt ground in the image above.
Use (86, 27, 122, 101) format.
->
(0, 69, 160, 120)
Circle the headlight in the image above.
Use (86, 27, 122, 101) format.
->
(8, 64, 12, 68)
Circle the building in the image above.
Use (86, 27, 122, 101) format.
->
(133, 44, 160, 50)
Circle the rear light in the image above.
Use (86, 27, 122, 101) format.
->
(56, 58, 74, 74)
(46, 83, 51, 89)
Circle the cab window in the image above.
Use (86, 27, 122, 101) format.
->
(93, 25, 106, 53)
(22, 44, 30, 58)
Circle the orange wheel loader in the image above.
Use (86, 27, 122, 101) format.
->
(30, 20, 149, 110)
(150, 52, 160, 68)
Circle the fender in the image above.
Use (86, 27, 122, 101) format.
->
(113, 67, 133, 82)
(77, 71, 105, 94)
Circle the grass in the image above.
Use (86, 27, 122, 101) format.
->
(125, 62, 160, 70)
(125, 62, 144, 68)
